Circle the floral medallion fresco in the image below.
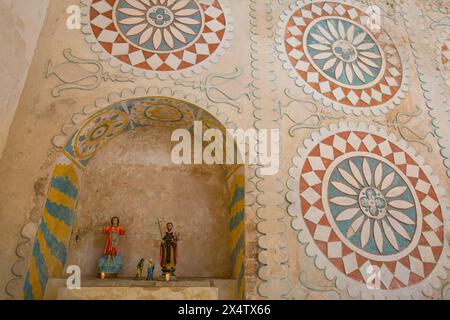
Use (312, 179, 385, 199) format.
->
(81, 0, 232, 79)
(277, 1, 408, 116)
(287, 123, 449, 298)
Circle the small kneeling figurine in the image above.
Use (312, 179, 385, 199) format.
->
(98, 217, 125, 278)
(146, 259, 155, 281)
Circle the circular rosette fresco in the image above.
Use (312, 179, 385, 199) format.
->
(63, 95, 201, 166)
(81, 0, 233, 79)
(127, 96, 195, 128)
(73, 109, 130, 160)
(276, 1, 408, 116)
(287, 123, 449, 299)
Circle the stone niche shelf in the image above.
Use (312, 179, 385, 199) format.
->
(44, 278, 238, 300)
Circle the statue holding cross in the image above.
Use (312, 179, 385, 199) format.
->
(157, 219, 179, 279)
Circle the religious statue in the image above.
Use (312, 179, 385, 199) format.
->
(98, 217, 125, 278)
(146, 259, 155, 281)
(135, 258, 145, 280)
(159, 222, 179, 279)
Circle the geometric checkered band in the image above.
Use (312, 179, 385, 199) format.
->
(81, 0, 232, 79)
(287, 123, 449, 299)
(277, 1, 409, 116)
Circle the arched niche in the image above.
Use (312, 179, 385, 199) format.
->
(23, 96, 245, 299)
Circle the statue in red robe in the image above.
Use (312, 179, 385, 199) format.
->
(101, 217, 125, 257)
(98, 217, 125, 277)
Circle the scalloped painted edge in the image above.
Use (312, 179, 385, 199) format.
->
(3, 222, 39, 299)
(51, 85, 237, 149)
(286, 121, 450, 299)
(249, 0, 291, 300)
(401, 2, 450, 178)
(80, 0, 234, 80)
(275, 0, 410, 117)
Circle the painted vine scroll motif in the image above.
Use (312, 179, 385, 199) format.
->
(46, 48, 135, 97)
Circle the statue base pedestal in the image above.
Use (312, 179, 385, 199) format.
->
(98, 254, 122, 276)
(158, 275, 177, 281)
(98, 273, 117, 279)
(44, 277, 238, 300)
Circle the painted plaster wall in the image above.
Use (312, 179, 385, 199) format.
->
(0, 0, 449, 300)
(0, 0, 250, 299)
(0, 0, 49, 159)
(66, 127, 232, 278)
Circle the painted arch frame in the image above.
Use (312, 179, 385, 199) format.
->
(23, 94, 245, 299)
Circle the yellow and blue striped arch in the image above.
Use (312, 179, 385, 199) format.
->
(226, 165, 246, 299)
(24, 97, 246, 299)
(23, 156, 80, 300)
